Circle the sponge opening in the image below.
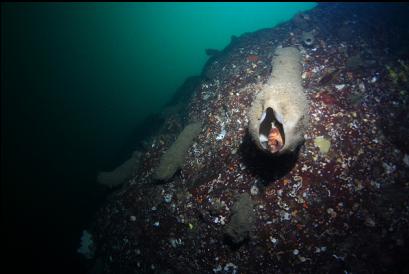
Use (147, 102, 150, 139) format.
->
(258, 107, 285, 152)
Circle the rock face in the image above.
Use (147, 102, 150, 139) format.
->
(91, 4, 409, 274)
(248, 47, 308, 155)
(224, 193, 255, 245)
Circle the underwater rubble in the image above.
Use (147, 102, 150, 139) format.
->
(89, 3, 409, 274)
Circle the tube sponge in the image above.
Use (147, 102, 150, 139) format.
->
(248, 47, 308, 155)
(154, 122, 202, 181)
(97, 151, 142, 188)
(224, 193, 255, 244)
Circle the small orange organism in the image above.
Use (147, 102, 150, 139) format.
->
(267, 127, 284, 153)
(247, 55, 258, 62)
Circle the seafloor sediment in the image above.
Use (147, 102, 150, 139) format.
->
(89, 3, 409, 273)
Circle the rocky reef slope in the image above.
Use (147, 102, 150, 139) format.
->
(89, 3, 409, 274)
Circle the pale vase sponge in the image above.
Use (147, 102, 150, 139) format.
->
(248, 47, 309, 155)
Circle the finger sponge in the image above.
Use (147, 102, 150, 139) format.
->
(154, 122, 202, 181)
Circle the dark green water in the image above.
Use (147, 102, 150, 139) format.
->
(1, 3, 316, 273)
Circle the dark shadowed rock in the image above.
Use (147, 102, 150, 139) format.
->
(205, 48, 221, 57)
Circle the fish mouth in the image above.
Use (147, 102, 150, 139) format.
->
(259, 107, 285, 153)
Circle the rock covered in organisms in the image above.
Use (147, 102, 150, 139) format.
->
(248, 47, 309, 155)
(292, 12, 311, 31)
